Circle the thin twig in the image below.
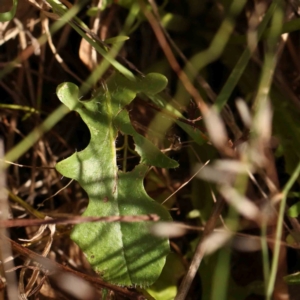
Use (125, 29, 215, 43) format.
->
(162, 161, 210, 204)
(0, 214, 161, 228)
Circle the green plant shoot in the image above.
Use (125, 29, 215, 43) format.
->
(0, 0, 18, 22)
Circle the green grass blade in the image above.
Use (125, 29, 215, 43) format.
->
(214, 1, 280, 112)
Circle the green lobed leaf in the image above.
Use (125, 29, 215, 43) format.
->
(56, 73, 175, 286)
